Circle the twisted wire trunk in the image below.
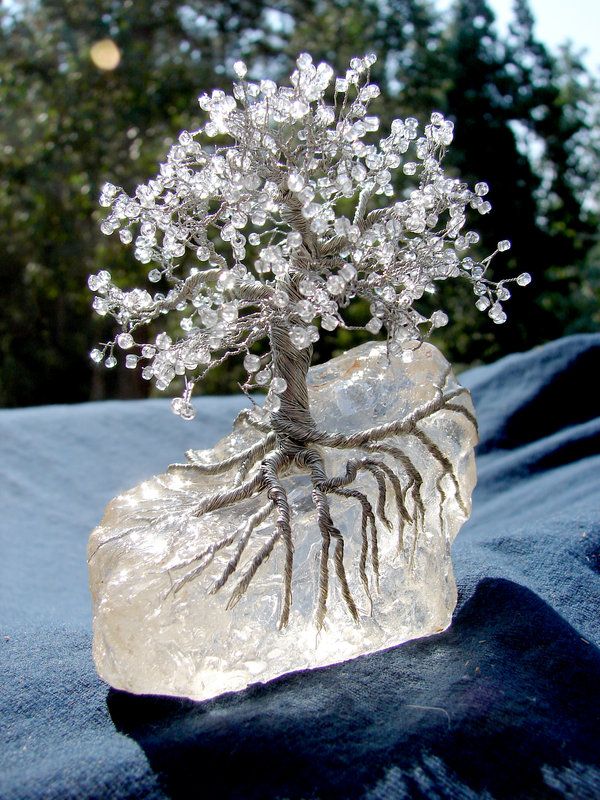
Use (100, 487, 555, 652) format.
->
(267, 269, 319, 454)
(268, 318, 316, 454)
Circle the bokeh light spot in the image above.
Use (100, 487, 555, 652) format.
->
(90, 39, 121, 71)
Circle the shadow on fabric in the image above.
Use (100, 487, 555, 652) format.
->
(108, 579, 600, 800)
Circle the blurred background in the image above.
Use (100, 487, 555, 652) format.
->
(1, 0, 598, 408)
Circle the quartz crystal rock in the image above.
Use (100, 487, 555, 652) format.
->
(89, 342, 477, 702)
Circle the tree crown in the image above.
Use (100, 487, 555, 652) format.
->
(89, 52, 529, 420)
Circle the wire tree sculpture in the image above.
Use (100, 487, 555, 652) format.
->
(89, 53, 529, 629)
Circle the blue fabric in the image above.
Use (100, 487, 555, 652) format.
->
(1, 334, 599, 799)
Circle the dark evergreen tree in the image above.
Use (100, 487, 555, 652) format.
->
(506, 0, 597, 330)
(429, 0, 597, 363)
(427, 0, 546, 362)
(0, 0, 596, 406)
(0, 0, 267, 406)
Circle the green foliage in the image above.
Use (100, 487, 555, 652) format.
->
(0, 0, 598, 406)
(0, 0, 261, 404)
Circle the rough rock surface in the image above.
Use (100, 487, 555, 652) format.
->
(88, 341, 477, 701)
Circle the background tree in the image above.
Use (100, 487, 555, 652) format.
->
(0, 0, 597, 408)
(0, 0, 266, 405)
(428, 0, 541, 361)
(505, 0, 598, 340)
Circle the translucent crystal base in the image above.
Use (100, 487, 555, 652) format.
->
(88, 342, 477, 702)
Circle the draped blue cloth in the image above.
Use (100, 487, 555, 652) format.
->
(1, 334, 599, 799)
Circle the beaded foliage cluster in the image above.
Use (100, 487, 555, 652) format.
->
(89, 53, 529, 419)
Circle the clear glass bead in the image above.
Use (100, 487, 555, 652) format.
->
(287, 172, 305, 192)
(117, 332, 134, 349)
(430, 310, 449, 328)
(171, 397, 196, 420)
(125, 354, 138, 369)
(497, 239, 511, 252)
(260, 79, 277, 97)
(255, 368, 271, 386)
(263, 394, 281, 414)
(287, 231, 303, 249)
(270, 377, 287, 394)
(297, 300, 315, 323)
(326, 275, 345, 295)
(370, 301, 385, 318)
(516, 272, 531, 286)
(311, 217, 329, 234)
(273, 290, 289, 308)
(299, 278, 316, 297)
(351, 163, 367, 182)
(90, 348, 103, 363)
(296, 53, 313, 69)
(307, 325, 319, 343)
(221, 303, 238, 323)
(289, 325, 310, 349)
(243, 353, 261, 372)
(366, 317, 383, 334)
(218, 270, 236, 290)
(92, 297, 109, 316)
(233, 61, 247, 78)
(180, 317, 194, 331)
(201, 308, 218, 327)
(291, 100, 309, 119)
(406, 214, 425, 233)
(488, 302, 503, 319)
(155, 333, 172, 350)
(340, 264, 356, 281)
(196, 347, 211, 365)
(105, 355, 117, 369)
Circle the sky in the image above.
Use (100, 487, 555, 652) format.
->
(439, 0, 600, 72)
